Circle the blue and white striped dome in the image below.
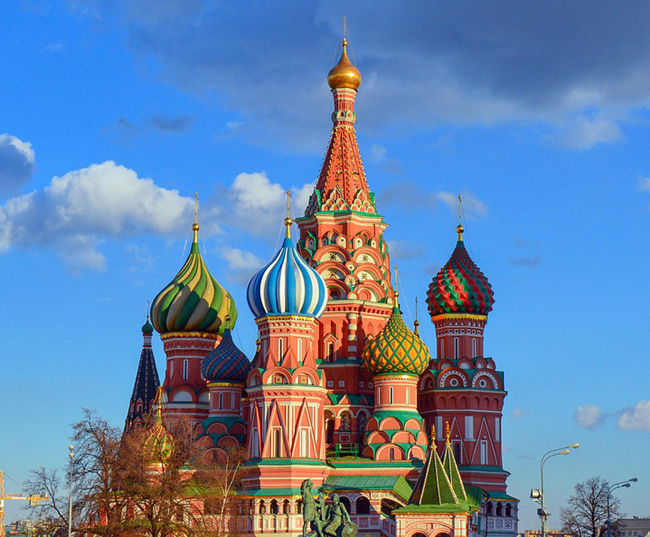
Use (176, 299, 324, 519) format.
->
(247, 228, 327, 319)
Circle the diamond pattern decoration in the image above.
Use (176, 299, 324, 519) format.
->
(426, 239, 494, 316)
(362, 305, 430, 376)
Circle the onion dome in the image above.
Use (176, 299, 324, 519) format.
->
(361, 294, 431, 376)
(144, 390, 174, 463)
(247, 216, 327, 319)
(151, 221, 237, 335)
(328, 39, 361, 90)
(141, 315, 154, 335)
(201, 319, 250, 383)
(426, 225, 495, 316)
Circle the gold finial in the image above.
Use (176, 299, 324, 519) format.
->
(393, 264, 399, 302)
(414, 297, 420, 336)
(445, 421, 451, 445)
(327, 25, 361, 90)
(284, 190, 292, 239)
(430, 423, 436, 446)
(456, 193, 464, 241)
(146, 299, 150, 320)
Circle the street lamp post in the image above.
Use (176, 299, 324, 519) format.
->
(531, 443, 580, 537)
(68, 445, 74, 537)
(606, 478, 638, 537)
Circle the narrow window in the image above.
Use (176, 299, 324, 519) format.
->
(472, 338, 477, 357)
(327, 342, 335, 362)
(495, 417, 501, 442)
(405, 387, 410, 406)
(183, 359, 189, 380)
(480, 440, 488, 465)
(300, 428, 308, 457)
(440, 339, 444, 358)
(297, 338, 303, 362)
(273, 429, 282, 458)
(435, 416, 443, 440)
(453, 441, 462, 463)
(278, 339, 284, 360)
(230, 393, 235, 410)
(170, 360, 174, 376)
(454, 338, 459, 359)
(389, 387, 394, 404)
(218, 393, 223, 410)
(465, 416, 474, 440)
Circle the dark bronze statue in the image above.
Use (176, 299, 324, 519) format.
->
(301, 479, 358, 537)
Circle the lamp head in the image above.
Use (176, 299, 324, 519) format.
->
(630, 478, 638, 483)
(560, 449, 570, 455)
(569, 443, 580, 449)
(530, 489, 542, 499)
(623, 483, 630, 488)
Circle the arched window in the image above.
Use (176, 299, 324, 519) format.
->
(505, 503, 512, 517)
(356, 413, 367, 433)
(327, 342, 335, 362)
(270, 500, 279, 515)
(389, 447, 395, 459)
(454, 338, 459, 359)
(486, 501, 493, 516)
(339, 411, 351, 432)
(283, 499, 290, 515)
(454, 442, 462, 463)
(340, 497, 351, 514)
(356, 497, 370, 514)
(259, 500, 266, 515)
(496, 502, 503, 517)
(297, 499, 303, 514)
(325, 411, 335, 444)
(183, 359, 189, 380)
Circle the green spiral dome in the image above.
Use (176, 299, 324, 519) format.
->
(151, 224, 237, 335)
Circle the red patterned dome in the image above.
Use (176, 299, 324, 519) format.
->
(426, 226, 495, 316)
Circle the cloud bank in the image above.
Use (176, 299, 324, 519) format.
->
(573, 405, 606, 429)
(0, 134, 35, 198)
(71, 0, 650, 150)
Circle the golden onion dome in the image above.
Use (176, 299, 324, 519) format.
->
(328, 39, 361, 90)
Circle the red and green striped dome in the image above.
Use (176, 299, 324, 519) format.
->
(151, 223, 237, 335)
(361, 300, 430, 377)
(426, 226, 494, 317)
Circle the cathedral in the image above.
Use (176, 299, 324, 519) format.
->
(126, 39, 519, 537)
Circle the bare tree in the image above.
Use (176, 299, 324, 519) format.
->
(561, 477, 623, 537)
(25, 409, 247, 536)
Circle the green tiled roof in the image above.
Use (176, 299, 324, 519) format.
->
(442, 440, 467, 502)
(409, 444, 458, 507)
(324, 475, 413, 503)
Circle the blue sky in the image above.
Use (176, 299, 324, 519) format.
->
(1, 0, 649, 528)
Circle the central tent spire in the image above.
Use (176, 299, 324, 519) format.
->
(304, 36, 375, 216)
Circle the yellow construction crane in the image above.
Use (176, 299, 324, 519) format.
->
(0, 470, 49, 537)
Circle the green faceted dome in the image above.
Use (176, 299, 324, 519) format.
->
(151, 223, 237, 335)
(361, 298, 430, 377)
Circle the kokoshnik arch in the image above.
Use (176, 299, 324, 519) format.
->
(126, 38, 519, 537)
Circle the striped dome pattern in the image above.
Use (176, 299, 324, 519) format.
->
(151, 225, 237, 335)
(426, 235, 494, 317)
(362, 304, 430, 376)
(247, 236, 327, 319)
(202, 328, 250, 383)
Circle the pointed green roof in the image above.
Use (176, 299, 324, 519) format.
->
(442, 435, 468, 502)
(408, 437, 458, 506)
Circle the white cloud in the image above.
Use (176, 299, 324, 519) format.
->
(437, 191, 488, 218)
(219, 245, 264, 286)
(0, 161, 194, 270)
(637, 177, 650, 192)
(0, 134, 36, 198)
(618, 400, 650, 431)
(387, 240, 423, 260)
(545, 114, 624, 150)
(369, 143, 387, 163)
(511, 408, 527, 419)
(223, 172, 313, 238)
(574, 405, 605, 429)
